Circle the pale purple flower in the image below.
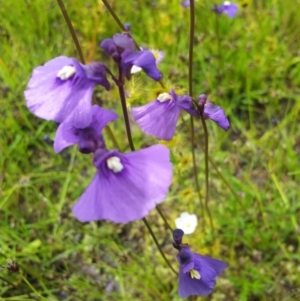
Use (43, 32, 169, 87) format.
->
(24, 56, 110, 128)
(213, 1, 238, 18)
(100, 33, 135, 63)
(54, 105, 118, 154)
(132, 90, 193, 140)
(72, 144, 172, 223)
(177, 245, 227, 298)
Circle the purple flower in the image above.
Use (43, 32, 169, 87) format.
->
(100, 33, 136, 63)
(203, 102, 230, 130)
(177, 245, 227, 298)
(54, 105, 118, 154)
(101, 34, 162, 81)
(24, 56, 110, 128)
(131, 48, 164, 75)
(181, 0, 190, 8)
(213, 1, 238, 18)
(122, 49, 163, 81)
(72, 144, 172, 223)
(198, 94, 230, 131)
(132, 90, 193, 140)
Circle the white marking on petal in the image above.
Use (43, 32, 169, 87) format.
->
(223, 1, 231, 5)
(107, 156, 124, 173)
(57, 66, 76, 80)
(190, 269, 201, 279)
(131, 65, 142, 74)
(157, 92, 172, 103)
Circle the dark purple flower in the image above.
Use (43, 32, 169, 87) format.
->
(132, 90, 193, 140)
(100, 33, 135, 63)
(213, 1, 238, 18)
(122, 49, 163, 81)
(24, 56, 110, 128)
(177, 245, 227, 298)
(181, 0, 190, 8)
(54, 105, 118, 154)
(72, 144, 172, 223)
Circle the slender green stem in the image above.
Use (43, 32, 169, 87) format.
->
(156, 204, 173, 232)
(180, 115, 244, 209)
(199, 115, 214, 238)
(215, 14, 222, 89)
(105, 125, 120, 149)
(188, 0, 205, 229)
(117, 67, 135, 151)
(143, 217, 177, 275)
(190, 116, 205, 230)
(117, 69, 177, 276)
(56, 0, 85, 64)
(188, 0, 195, 97)
(103, 0, 172, 236)
(101, 0, 140, 49)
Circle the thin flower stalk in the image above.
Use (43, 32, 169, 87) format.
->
(101, 0, 174, 234)
(117, 78, 177, 276)
(188, 0, 207, 233)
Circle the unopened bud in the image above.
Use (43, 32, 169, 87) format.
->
(198, 94, 207, 107)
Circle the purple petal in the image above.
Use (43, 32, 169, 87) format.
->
(178, 248, 227, 298)
(72, 145, 172, 223)
(83, 62, 111, 91)
(223, 3, 238, 18)
(54, 121, 79, 153)
(24, 56, 109, 128)
(203, 102, 230, 130)
(172, 92, 197, 116)
(89, 105, 118, 132)
(100, 34, 135, 62)
(54, 105, 118, 153)
(100, 38, 120, 61)
(132, 99, 181, 140)
(214, 2, 238, 18)
(122, 50, 162, 81)
(113, 33, 135, 52)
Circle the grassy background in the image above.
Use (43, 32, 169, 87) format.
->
(1, 0, 300, 300)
